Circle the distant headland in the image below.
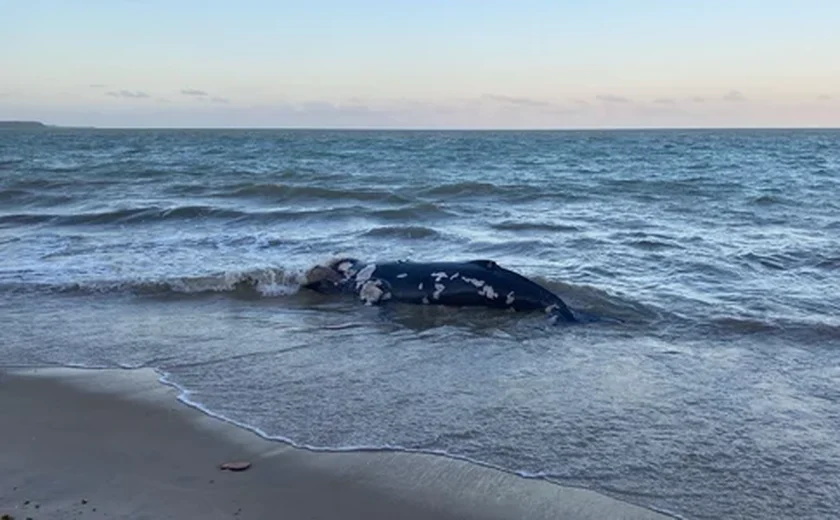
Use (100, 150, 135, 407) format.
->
(0, 121, 50, 129)
(0, 121, 96, 130)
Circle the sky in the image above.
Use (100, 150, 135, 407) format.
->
(2, 0, 839, 128)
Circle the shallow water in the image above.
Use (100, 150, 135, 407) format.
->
(2, 128, 839, 519)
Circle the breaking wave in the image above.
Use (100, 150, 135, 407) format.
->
(212, 183, 412, 204)
(361, 225, 441, 239)
(1, 267, 304, 298)
(0, 201, 456, 226)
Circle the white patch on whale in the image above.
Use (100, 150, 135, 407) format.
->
(354, 264, 376, 289)
(397, 273, 408, 279)
(462, 276, 485, 288)
(359, 279, 385, 305)
(479, 284, 498, 300)
(433, 283, 446, 300)
(418, 282, 424, 290)
(545, 304, 558, 314)
(431, 272, 448, 282)
(506, 291, 515, 305)
(422, 296, 429, 304)
(451, 272, 460, 280)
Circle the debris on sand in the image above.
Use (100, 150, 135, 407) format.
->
(219, 461, 251, 471)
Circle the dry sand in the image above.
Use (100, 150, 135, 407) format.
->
(0, 367, 674, 520)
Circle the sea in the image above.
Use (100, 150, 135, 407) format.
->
(1, 128, 838, 520)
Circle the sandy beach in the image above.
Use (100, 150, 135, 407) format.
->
(0, 367, 673, 520)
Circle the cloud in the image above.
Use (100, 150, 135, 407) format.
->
(818, 94, 833, 101)
(653, 97, 676, 105)
(210, 97, 230, 104)
(482, 94, 555, 108)
(476, 94, 580, 117)
(14, 92, 840, 129)
(105, 90, 150, 99)
(181, 89, 208, 97)
(722, 90, 746, 102)
(89, 84, 106, 89)
(690, 97, 705, 103)
(596, 94, 631, 104)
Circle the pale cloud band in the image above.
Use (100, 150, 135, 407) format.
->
(106, 90, 150, 99)
(723, 90, 747, 102)
(3, 88, 838, 128)
(96, 88, 228, 103)
(596, 94, 632, 104)
(181, 89, 209, 97)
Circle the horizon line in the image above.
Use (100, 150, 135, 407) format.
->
(4, 121, 840, 132)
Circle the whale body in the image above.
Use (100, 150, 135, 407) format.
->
(302, 258, 578, 323)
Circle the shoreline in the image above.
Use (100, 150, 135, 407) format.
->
(1, 366, 674, 519)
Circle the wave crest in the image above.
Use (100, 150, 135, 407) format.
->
(361, 225, 440, 239)
(491, 220, 582, 233)
(0, 206, 244, 226)
(420, 181, 504, 197)
(708, 316, 840, 341)
(4, 268, 303, 298)
(217, 183, 412, 204)
(1, 200, 455, 227)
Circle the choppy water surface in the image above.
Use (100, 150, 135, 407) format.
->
(2, 128, 839, 519)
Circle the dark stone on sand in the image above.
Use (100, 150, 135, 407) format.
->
(219, 461, 251, 471)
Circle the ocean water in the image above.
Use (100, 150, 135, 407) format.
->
(1, 128, 839, 519)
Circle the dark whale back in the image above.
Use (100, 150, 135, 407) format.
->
(363, 259, 576, 321)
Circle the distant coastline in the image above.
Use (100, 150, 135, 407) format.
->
(0, 120, 837, 132)
(0, 121, 97, 130)
(0, 121, 49, 129)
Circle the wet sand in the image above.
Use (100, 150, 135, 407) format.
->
(0, 367, 673, 519)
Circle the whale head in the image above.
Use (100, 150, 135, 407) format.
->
(302, 257, 363, 293)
